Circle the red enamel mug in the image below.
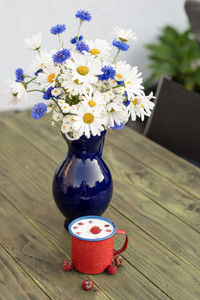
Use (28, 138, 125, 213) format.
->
(68, 215, 129, 274)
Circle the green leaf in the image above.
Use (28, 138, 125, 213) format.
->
(65, 94, 81, 106)
(145, 25, 200, 92)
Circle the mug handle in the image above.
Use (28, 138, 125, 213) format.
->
(113, 229, 129, 256)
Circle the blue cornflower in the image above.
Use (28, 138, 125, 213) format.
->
(50, 24, 66, 35)
(123, 100, 130, 107)
(113, 39, 130, 51)
(123, 92, 130, 106)
(111, 122, 125, 131)
(31, 103, 47, 120)
(43, 87, 54, 100)
(98, 66, 116, 81)
(70, 35, 83, 44)
(75, 10, 91, 21)
(76, 41, 89, 54)
(34, 69, 43, 76)
(52, 48, 71, 64)
(116, 80, 124, 85)
(15, 68, 24, 82)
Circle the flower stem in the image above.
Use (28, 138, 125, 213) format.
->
(76, 20, 82, 42)
(113, 83, 125, 89)
(51, 98, 63, 114)
(26, 77, 37, 85)
(58, 34, 64, 48)
(112, 49, 120, 64)
(27, 89, 42, 93)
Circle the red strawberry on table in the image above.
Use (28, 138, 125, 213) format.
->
(82, 279, 93, 291)
(62, 260, 73, 271)
(107, 265, 117, 274)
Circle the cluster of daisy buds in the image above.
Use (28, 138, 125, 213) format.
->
(6, 9, 155, 140)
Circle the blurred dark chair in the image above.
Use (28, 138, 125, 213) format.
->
(144, 76, 200, 166)
(185, 0, 200, 45)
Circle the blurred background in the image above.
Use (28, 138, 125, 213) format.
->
(0, 0, 188, 111)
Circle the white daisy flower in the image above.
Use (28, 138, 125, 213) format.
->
(106, 101, 128, 127)
(128, 92, 155, 121)
(51, 87, 62, 97)
(29, 50, 52, 74)
(60, 71, 89, 96)
(46, 102, 55, 113)
(61, 121, 71, 134)
(115, 61, 131, 83)
(8, 81, 27, 105)
(60, 102, 70, 113)
(58, 99, 65, 106)
(102, 90, 115, 103)
(66, 53, 102, 86)
(62, 115, 80, 139)
(72, 104, 106, 139)
(37, 64, 60, 90)
(124, 66, 144, 99)
(52, 111, 63, 122)
(86, 39, 111, 60)
(113, 27, 137, 42)
(81, 91, 106, 111)
(69, 104, 79, 114)
(25, 32, 42, 51)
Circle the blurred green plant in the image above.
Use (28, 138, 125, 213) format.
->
(145, 26, 200, 92)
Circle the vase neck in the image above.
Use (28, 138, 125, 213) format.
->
(63, 131, 106, 156)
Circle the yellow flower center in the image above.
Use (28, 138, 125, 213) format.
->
(126, 81, 131, 84)
(141, 104, 144, 108)
(83, 113, 94, 124)
(90, 48, 101, 55)
(110, 108, 115, 112)
(116, 73, 122, 79)
(119, 37, 128, 42)
(74, 79, 83, 85)
(132, 98, 138, 105)
(88, 100, 96, 107)
(77, 66, 89, 75)
(48, 73, 55, 83)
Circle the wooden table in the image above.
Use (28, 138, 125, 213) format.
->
(0, 111, 200, 300)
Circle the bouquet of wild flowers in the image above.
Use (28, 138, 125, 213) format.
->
(7, 10, 154, 140)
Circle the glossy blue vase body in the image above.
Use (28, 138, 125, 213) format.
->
(53, 131, 113, 227)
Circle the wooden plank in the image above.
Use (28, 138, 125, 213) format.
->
(0, 244, 49, 300)
(106, 137, 200, 232)
(1, 120, 200, 299)
(0, 127, 168, 300)
(1, 170, 199, 300)
(1, 114, 200, 271)
(110, 125, 200, 199)
(104, 208, 200, 300)
(2, 112, 200, 234)
(5, 110, 200, 201)
(0, 194, 108, 300)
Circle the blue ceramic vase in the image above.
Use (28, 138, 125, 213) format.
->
(52, 131, 113, 229)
